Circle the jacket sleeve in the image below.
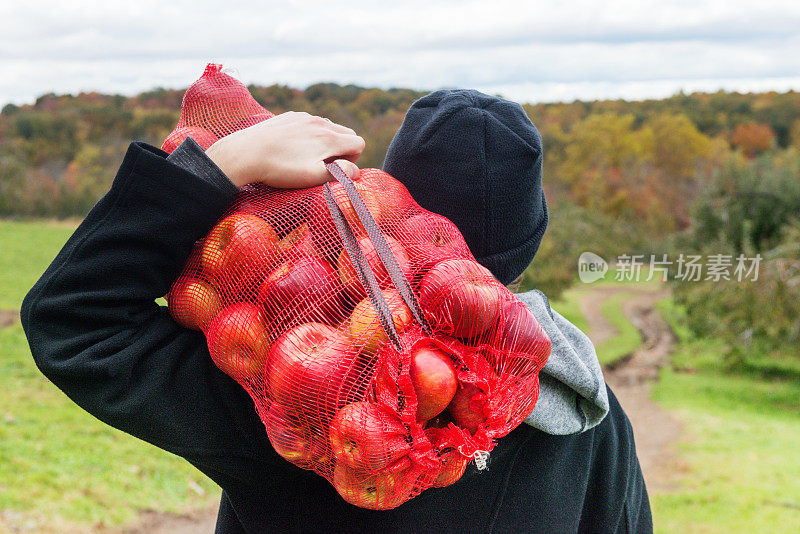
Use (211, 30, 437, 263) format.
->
(20, 141, 275, 462)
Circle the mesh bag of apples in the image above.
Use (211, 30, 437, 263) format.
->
(164, 64, 552, 509)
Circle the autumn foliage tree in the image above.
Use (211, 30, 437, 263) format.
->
(730, 122, 775, 158)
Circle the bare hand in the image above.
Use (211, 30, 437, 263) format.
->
(205, 111, 365, 188)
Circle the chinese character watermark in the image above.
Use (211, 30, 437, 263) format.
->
(578, 252, 762, 283)
(614, 254, 644, 282)
(647, 254, 671, 282)
(734, 253, 761, 282)
(675, 254, 703, 281)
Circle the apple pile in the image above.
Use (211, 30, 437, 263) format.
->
(163, 64, 552, 510)
(166, 172, 552, 508)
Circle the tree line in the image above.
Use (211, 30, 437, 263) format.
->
(2, 84, 798, 220)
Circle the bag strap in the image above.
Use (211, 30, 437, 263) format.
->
(324, 162, 431, 336)
(323, 184, 403, 352)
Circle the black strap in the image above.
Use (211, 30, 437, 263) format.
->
(324, 162, 431, 335)
(323, 184, 403, 352)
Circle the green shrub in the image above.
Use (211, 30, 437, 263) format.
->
(671, 168, 800, 374)
(519, 199, 654, 299)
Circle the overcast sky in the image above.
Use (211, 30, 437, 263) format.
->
(3, 0, 799, 106)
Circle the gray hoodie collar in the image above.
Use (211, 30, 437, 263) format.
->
(516, 290, 609, 435)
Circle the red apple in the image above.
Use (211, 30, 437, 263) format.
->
(332, 460, 411, 510)
(307, 176, 387, 257)
(336, 235, 411, 302)
(167, 277, 222, 330)
(178, 242, 207, 274)
(200, 213, 281, 296)
(393, 213, 471, 277)
(206, 302, 270, 380)
(307, 203, 343, 261)
(161, 126, 218, 153)
(409, 345, 458, 422)
(329, 177, 386, 234)
(329, 402, 411, 471)
(310, 441, 333, 469)
(347, 290, 413, 355)
(278, 223, 320, 258)
(266, 403, 312, 465)
(447, 383, 486, 434)
(258, 255, 345, 327)
(357, 169, 413, 228)
(433, 449, 470, 487)
(491, 299, 551, 375)
(265, 322, 357, 415)
(419, 259, 503, 338)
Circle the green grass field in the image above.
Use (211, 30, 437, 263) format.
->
(551, 283, 800, 532)
(0, 221, 78, 309)
(0, 220, 218, 531)
(548, 287, 590, 333)
(593, 291, 642, 365)
(651, 299, 800, 533)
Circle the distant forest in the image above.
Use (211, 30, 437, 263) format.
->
(2, 83, 799, 224)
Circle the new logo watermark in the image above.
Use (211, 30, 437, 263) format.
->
(578, 252, 608, 283)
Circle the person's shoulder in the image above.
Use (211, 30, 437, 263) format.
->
(592, 384, 638, 455)
(604, 385, 634, 430)
(515, 289, 553, 319)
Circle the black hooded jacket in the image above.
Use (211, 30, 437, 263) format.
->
(20, 142, 652, 533)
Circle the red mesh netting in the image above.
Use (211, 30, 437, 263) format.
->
(161, 64, 274, 152)
(164, 64, 552, 509)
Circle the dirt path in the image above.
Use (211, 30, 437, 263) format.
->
(582, 285, 683, 493)
(0, 310, 19, 327)
(577, 285, 635, 347)
(121, 506, 219, 534)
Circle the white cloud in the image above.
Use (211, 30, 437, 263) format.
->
(2, 0, 799, 104)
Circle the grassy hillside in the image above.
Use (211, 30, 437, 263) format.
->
(0, 220, 219, 532)
(549, 285, 800, 532)
(0, 221, 77, 309)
